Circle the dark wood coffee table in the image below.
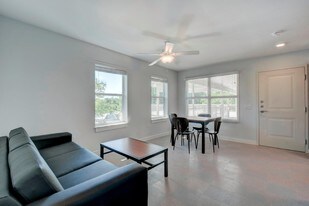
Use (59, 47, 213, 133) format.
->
(100, 137, 168, 177)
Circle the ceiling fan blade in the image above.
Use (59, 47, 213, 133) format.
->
(176, 14, 195, 40)
(136, 53, 161, 56)
(142, 31, 170, 41)
(174, 51, 199, 56)
(149, 57, 162, 66)
(164, 42, 174, 53)
(184, 32, 220, 41)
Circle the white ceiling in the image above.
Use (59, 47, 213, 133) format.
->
(0, 0, 309, 71)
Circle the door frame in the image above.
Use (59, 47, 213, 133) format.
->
(256, 65, 308, 153)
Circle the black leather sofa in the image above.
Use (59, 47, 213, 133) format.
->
(0, 127, 148, 206)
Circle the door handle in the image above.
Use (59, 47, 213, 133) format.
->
(260, 110, 268, 113)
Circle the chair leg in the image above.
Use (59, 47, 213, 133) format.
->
(197, 131, 200, 144)
(216, 134, 219, 149)
(194, 133, 198, 149)
(170, 130, 176, 144)
(187, 135, 190, 154)
(181, 135, 184, 146)
(210, 134, 215, 153)
(173, 134, 177, 150)
(172, 133, 176, 145)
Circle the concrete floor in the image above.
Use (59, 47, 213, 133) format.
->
(106, 136, 309, 206)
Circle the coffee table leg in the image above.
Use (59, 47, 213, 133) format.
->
(100, 146, 104, 159)
(164, 150, 168, 177)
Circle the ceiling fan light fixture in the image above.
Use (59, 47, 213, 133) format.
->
(161, 55, 175, 63)
(138, 41, 199, 66)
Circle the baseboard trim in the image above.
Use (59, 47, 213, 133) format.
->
(220, 136, 257, 145)
(141, 131, 170, 141)
(140, 133, 257, 145)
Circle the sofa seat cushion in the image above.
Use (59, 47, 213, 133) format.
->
(39, 142, 81, 159)
(8, 144, 63, 204)
(58, 160, 118, 189)
(45, 148, 101, 177)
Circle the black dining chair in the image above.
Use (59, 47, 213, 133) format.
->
(192, 113, 211, 147)
(173, 117, 197, 154)
(206, 117, 222, 153)
(169, 113, 177, 125)
(169, 113, 177, 144)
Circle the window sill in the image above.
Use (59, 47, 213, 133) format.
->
(151, 117, 168, 123)
(95, 122, 128, 132)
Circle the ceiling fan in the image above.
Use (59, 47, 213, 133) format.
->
(138, 41, 199, 66)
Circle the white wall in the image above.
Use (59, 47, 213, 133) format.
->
(178, 49, 309, 144)
(0, 16, 178, 151)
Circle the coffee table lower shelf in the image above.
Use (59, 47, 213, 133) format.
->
(100, 138, 168, 177)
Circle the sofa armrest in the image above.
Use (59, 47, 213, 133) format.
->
(30, 132, 72, 149)
(27, 163, 148, 206)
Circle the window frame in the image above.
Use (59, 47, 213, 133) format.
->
(95, 64, 128, 129)
(151, 76, 168, 121)
(185, 72, 239, 122)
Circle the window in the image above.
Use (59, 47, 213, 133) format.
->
(186, 73, 239, 121)
(95, 66, 127, 127)
(151, 77, 168, 120)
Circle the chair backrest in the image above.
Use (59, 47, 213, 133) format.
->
(174, 117, 189, 133)
(169, 113, 177, 126)
(198, 113, 211, 117)
(214, 117, 222, 133)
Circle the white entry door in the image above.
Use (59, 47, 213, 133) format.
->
(258, 67, 306, 152)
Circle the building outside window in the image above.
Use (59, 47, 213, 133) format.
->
(151, 77, 168, 120)
(95, 65, 127, 127)
(186, 73, 239, 121)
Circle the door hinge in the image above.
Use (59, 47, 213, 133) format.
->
(305, 74, 307, 81)
(305, 107, 308, 113)
(305, 139, 308, 145)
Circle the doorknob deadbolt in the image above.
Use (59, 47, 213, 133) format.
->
(260, 100, 264, 103)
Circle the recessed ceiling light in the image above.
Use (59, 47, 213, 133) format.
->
(276, 43, 286, 48)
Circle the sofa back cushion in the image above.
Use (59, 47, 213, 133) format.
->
(0, 136, 21, 206)
(8, 143, 63, 203)
(8, 127, 35, 152)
